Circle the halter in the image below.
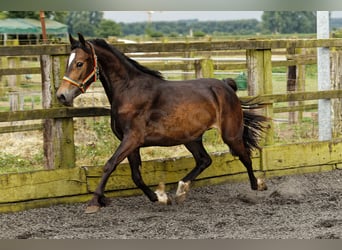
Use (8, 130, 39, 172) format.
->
(62, 42, 99, 93)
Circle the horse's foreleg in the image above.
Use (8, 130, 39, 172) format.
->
(85, 136, 140, 214)
(85, 157, 115, 214)
(128, 149, 172, 205)
(175, 139, 212, 204)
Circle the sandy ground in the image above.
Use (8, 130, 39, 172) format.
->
(0, 169, 341, 239)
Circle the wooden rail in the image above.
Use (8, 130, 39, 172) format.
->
(1, 90, 341, 123)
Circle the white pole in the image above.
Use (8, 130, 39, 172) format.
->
(317, 11, 331, 141)
(4, 33, 7, 45)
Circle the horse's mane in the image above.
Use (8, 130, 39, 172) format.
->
(89, 39, 164, 80)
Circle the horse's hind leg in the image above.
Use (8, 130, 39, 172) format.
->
(128, 149, 171, 205)
(175, 138, 212, 204)
(224, 137, 267, 191)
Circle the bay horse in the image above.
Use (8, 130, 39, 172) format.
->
(56, 33, 268, 214)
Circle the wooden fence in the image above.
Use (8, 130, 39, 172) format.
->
(1, 38, 342, 212)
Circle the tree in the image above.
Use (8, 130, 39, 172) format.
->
(261, 11, 316, 34)
(2, 11, 67, 22)
(0, 11, 6, 19)
(6, 11, 38, 19)
(96, 19, 121, 38)
(66, 11, 104, 37)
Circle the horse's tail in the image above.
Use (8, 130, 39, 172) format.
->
(242, 110, 268, 156)
(221, 78, 268, 156)
(239, 93, 268, 157)
(221, 78, 238, 92)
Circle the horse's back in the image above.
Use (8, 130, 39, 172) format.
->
(140, 77, 243, 146)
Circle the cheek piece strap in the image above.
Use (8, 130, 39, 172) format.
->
(62, 42, 99, 93)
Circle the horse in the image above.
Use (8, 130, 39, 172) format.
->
(56, 33, 268, 214)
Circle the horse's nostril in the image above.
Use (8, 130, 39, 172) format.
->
(57, 94, 66, 103)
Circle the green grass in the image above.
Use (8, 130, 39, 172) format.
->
(0, 152, 44, 174)
(273, 117, 318, 145)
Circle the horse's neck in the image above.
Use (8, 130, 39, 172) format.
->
(96, 47, 160, 106)
(95, 49, 130, 104)
(98, 73, 114, 104)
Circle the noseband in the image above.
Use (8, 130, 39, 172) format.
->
(62, 42, 99, 93)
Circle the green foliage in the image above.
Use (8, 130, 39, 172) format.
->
(66, 11, 104, 37)
(261, 11, 316, 34)
(75, 118, 120, 166)
(121, 19, 261, 37)
(0, 152, 43, 174)
(193, 30, 206, 37)
(6, 11, 39, 19)
(96, 19, 122, 38)
(0, 12, 6, 19)
(149, 30, 164, 38)
(1, 11, 68, 22)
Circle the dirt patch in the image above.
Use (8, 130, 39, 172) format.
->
(0, 170, 341, 239)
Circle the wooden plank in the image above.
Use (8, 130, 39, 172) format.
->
(144, 59, 317, 72)
(1, 39, 341, 58)
(273, 103, 317, 113)
(0, 67, 41, 76)
(240, 89, 342, 104)
(115, 39, 342, 53)
(0, 123, 42, 133)
(84, 151, 260, 193)
(0, 168, 87, 203)
(0, 107, 111, 122)
(0, 44, 70, 56)
(261, 140, 342, 171)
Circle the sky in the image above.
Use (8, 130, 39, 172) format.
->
(104, 11, 342, 23)
(103, 11, 263, 23)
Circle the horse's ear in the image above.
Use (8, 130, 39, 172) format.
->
(78, 33, 86, 47)
(69, 33, 77, 45)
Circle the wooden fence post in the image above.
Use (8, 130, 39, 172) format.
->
(194, 58, 214, 78)
(9, 91, 19, 111)
(184, 51, 193, 80)
(296, 48, 306, 123)
(7, 56, 20, 88)
(331, 49, 342, 137)
(287, 47, 297, 124)
(246, 48, 274, 146)
(41, 54, 75, 169)
(0, 57, 4, 96)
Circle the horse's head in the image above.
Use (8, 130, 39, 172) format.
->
(56, 33, 98, 106)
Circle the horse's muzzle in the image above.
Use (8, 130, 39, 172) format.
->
(56, 89, 74, 106)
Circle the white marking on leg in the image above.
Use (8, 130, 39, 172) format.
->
(257, 178, 267, 191)
(154, 182, 170, 205)
(175, 180, 191, 204)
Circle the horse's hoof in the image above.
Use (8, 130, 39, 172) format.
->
(175, 181, 191, 204)
(84, 205, 101, 214)
(257, 178, 267, 191)
(155, 182, 172, 205)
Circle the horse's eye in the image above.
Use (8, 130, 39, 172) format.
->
(76, 62, 84, 68)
